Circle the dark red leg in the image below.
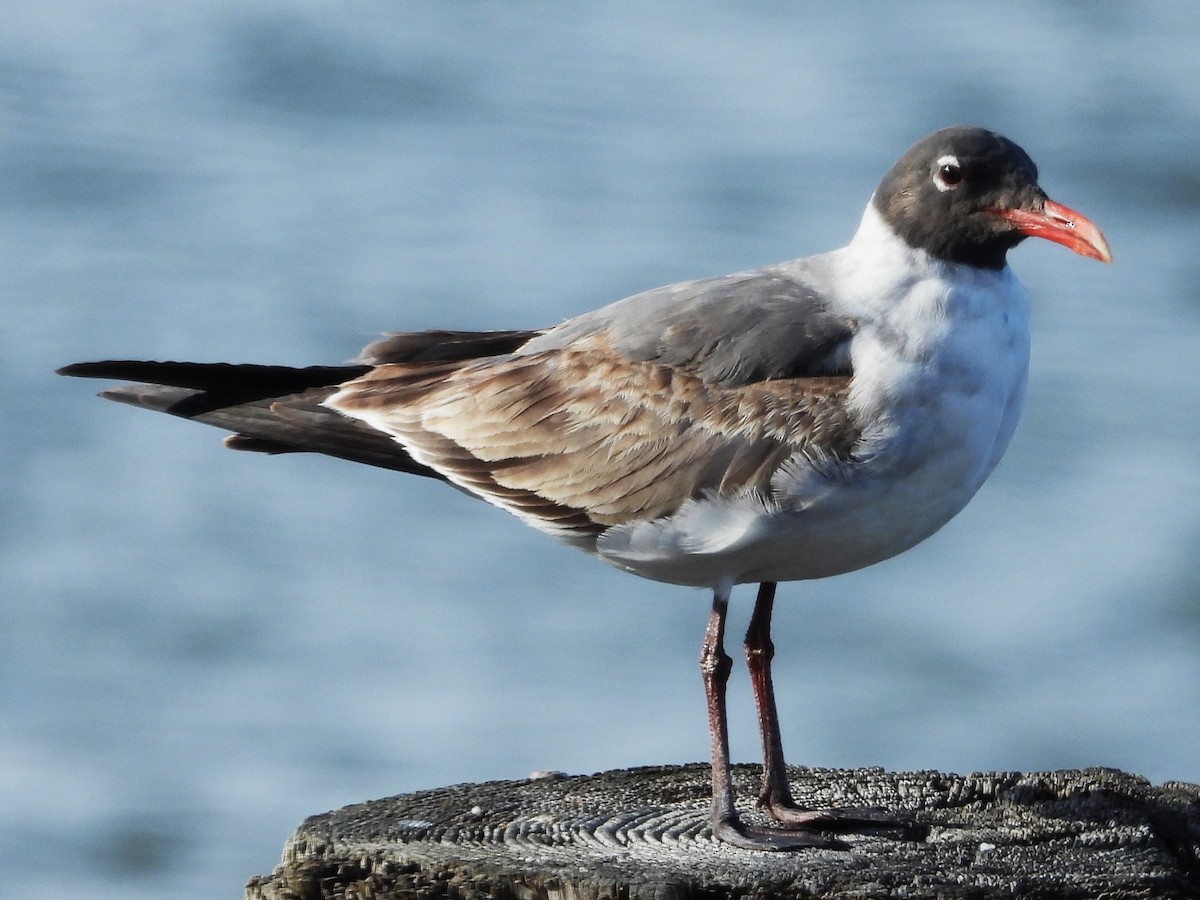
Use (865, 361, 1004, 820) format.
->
(701, 586, 841, 850)
(744, 581, 914, 834)
(745, 581, 801, 815)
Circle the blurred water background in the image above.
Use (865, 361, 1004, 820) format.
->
(3, 3, 1199, 898)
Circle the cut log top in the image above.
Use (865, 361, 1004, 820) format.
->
(245, 763, 1200, 900)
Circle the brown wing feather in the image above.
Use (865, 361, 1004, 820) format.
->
(329, 333, 858, 537)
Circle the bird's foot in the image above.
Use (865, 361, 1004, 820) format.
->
(710, 813, 848, 851)
(762, 800, 927, 840)
(710, 804, 925, 851)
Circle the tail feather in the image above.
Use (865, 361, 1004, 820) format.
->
(62, 360, 443, 480)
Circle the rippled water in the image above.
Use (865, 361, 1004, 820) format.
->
(3, 4, 1199, 898)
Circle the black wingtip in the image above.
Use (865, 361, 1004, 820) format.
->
(56, 359, 372, 393)
(58, 361, 111, 377)
(58, 360, 176, 381)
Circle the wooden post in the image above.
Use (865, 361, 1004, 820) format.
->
(245, 763, 1200, 899)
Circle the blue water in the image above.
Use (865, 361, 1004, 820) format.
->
(4, 3, 1199, 897)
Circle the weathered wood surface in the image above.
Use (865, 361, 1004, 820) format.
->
(245, 763, 1200, 900)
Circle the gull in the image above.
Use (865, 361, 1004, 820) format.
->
(60, 126, 1111, 850)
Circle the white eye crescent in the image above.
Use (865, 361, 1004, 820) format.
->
(934, 154, 963, 191)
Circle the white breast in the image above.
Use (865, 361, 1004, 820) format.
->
(836, 203, 1031, 506)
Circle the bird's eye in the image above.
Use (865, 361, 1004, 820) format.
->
(933, 155, 963, 192)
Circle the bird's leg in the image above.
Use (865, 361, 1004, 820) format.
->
(701, 586, 841, 850)
(745, 581, 801, 815)
(701, 586, 737, 829)
(743, 581, 918, 836)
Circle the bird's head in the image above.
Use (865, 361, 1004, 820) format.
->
(875, 126, 1112, 270)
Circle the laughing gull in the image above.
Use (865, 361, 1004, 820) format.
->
(61, 126, 1111, 850)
